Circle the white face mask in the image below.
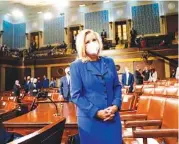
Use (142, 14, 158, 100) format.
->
(86, 41, 99, 55)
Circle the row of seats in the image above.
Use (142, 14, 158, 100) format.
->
(143, 79, 178, 86)
(143, 87, 179, 97)
(121, 95, 178, 144)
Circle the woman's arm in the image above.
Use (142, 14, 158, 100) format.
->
(70, 62, 100, 118)
(110, 59, 122, 110)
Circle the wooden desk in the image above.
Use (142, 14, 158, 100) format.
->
(3, 102, 78, 144)
(0, 101, 19, 121)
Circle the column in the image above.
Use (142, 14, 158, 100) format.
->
(25, 33, 29, 49)
(127, 19, 132, 48)
(164, 60, 170, 78)
(64, 27, 68, 45)
(39, 31, 43, 48)
(31, 66, 35, 77)
(47, 66, 51, 80)
(160, 16, 167, 35)
(0, 66, 5, 91)
(112, 22, 115, 44)
(109, 22, 113, 41)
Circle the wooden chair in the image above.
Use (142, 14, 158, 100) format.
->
(122, 97, 178, 144)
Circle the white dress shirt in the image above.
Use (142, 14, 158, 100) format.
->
(126, 72, 129, 85)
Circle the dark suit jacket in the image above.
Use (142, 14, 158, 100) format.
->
(36, 81, 42, 89)
(59, 76, 70, 101)
(134, 70, 143, 85)
(101, 31, 107, 38)
(42, 79, 49, 88)
(122, 72, 134, 92)
(142, 70, 150, 81)
(13, 84, 21, 96)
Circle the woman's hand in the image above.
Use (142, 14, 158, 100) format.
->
(105, 105, 118, 114)
(103, 105, 118, 121)
(96, 109, 113, 120)
(96, 105, 118, 121)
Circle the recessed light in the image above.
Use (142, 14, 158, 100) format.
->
(12, 9, 23, 17)
(103, 0, 110, 3)
(79, 4, 86, 7)
(44, 12, 52, 20)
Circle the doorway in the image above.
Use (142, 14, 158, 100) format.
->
(115, 21, 127, 44)
(69, 26, 80, 49)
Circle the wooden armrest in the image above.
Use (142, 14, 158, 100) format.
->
(133, 129, 178, 138)
(120, 110, 137, 115)
(125, 120, 162, 128)
(121, 114, 147, 121)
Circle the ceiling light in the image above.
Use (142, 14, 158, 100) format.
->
(79, 4, 86, 7)
(103, 0, 110, 3)
(44, 12, 52, 20)
(53, 0, 69, 9)
(12, 9, 23, 18)
(37, 11, 42, 14)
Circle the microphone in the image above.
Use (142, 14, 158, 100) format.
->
(36, 91, 61, 116)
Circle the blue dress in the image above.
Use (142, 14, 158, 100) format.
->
(70, 57, 122, 144)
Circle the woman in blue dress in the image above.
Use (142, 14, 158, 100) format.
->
(70, 29, 122, 144)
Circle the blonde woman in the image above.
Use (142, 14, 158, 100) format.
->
(70, 29, 122, 144)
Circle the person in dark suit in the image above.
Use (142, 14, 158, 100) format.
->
(134, 66, 143, 85)
(49, 77, 56, 88)
(70, 29, 122, 144)
(42, 75, 49, 88)
(122, 67, 134, 93)
(36, 77, 42, 90)
(101, 29, 107, 43)
(130, 28, 137, 47)
(115, 34, 119, 45)
(170, 69, 176, 78)
(13, 80, 21, 97)
(59, 67, 71, 101)
(142, 66, 150, 81)
(24, 76, 31, 94)
(30, 39, 36, 52)
(101, 29, 107, 38)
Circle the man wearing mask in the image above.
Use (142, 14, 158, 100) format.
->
(142, 66, 150, 81)
(59, 67, 71, 101)
(13, 80, 21, 97)
(134, 66, 143, 85)
(122, 67, 134, 93)
(24, 76, 31, 94)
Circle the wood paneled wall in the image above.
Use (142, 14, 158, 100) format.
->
(51, 66, 69, 79)
(166, 14, 178, 33)
(34, 67, 47, 78)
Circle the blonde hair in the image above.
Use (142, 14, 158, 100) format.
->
(76, 29, 103, 62)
